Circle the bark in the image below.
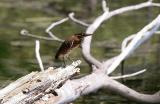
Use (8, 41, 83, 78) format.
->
(0, 61, 81, 104)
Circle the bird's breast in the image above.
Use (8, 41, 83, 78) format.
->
(55, 40, 80, 60)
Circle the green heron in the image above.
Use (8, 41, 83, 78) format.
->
(55, 33, 92, 66)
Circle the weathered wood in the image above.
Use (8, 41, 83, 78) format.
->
(0, 60, 81, 104)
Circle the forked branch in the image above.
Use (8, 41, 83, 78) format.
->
(82, 0, 160, 68)
(10, 0, 160, 104)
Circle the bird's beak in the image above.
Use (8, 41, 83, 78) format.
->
(83, 34, 92, 37)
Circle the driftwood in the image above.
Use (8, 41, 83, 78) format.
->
(1, 0, 160, 104)
(0, 61, 81, 104)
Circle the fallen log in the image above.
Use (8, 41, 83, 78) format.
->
(0, 60, 81, 104)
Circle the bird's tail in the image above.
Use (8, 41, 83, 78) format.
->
(55, 53, 59, 60)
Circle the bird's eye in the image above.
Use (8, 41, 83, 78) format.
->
(76, 35, 80, 37)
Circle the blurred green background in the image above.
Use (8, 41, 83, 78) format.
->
(0, 0, 160, 104)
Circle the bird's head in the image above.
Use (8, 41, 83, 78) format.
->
(74, 33, 92, 39)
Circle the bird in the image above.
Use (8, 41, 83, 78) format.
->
(55, 33, 92, 66)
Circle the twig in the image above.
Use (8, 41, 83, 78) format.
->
(102, 0, 109, 13)
(46, 18, 68, 42)
(111, 69, 146, 79)
(21, 17, 69, 42)
(20, 29, 57, 41)
(35, 40, 44, 71)
(68, 12, 89, 27)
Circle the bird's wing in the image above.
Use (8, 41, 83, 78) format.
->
(55, 41, 70, 59)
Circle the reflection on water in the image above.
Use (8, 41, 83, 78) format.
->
(0, 0, 160, 103)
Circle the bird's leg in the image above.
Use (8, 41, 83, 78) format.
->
(62, 57, 66, 67)
(121, 60, 125, 83)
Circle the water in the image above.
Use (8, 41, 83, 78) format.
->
(0, 0, 160, 103)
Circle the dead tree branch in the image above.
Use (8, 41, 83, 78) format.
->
(82, 0, 160, 68)
(35, 40, 44, 71)
(20, 29, 56, 41)
(1, 1, 160, 104)
(0, 61, 81, 104)
(68, 12, 90, 27)
(45, 18, 68, 42)
(106, 14, 160, 74)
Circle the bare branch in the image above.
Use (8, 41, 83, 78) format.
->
(111, 69, 146, 79)
(102, 0, 109, 13)
(68, 12, 90, 27)
(35, 40, 44, 71)
(21, 18, 69, 42)
(46, 18, 69, 42)
(82, 1, 160, 69)
(106, 15, 160, 74)
(104, 77, 160, 103)
(121, 34, 136, 52)
(20, 29, 56, 41)
(109, 1, 160, 19)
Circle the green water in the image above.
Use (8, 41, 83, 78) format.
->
(0, 0, 160, 103)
